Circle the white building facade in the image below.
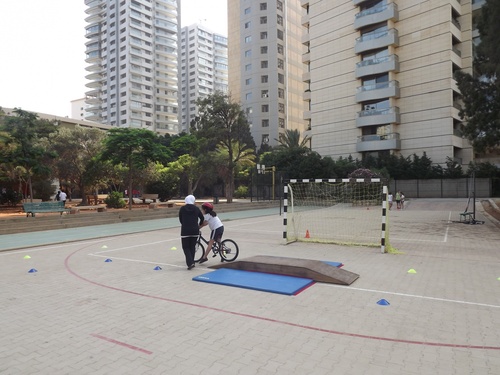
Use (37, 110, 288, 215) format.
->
(84, 0, 180, 134)
(179, 24, 228, 132)
(302, 0, 475, 167)
(228, 0, 308, 149)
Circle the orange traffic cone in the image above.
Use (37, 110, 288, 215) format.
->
(305, 230, 310, 238)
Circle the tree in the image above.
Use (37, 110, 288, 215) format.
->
(276, 129, 311, 150)
(49, 126, 106, 205)
(0, 109, 57, 200)
(192, 92, 256, 202)
(455, 0, 500, 153)
(99, 128, 171, 210)
(168, 154, 206, 195)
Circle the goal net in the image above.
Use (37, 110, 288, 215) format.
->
(283, 178, 389, 253)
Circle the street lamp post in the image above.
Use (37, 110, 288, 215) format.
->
(256, 164, 276, 200)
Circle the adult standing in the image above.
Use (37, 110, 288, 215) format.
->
(388, 192, 393, 210)
(178, 195, 204, 270)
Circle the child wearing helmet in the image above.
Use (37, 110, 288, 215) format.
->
(199, 202, 224, 264)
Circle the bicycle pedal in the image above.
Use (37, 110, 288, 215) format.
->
(212, 254, 217, 258)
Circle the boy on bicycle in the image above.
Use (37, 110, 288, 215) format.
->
(199, 202, 224, 264)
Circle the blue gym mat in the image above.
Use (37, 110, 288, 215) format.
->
(192, 268, 315, 296)
(324, 261, 343, 268)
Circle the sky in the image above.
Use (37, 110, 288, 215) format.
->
(0, 0, 227, 118)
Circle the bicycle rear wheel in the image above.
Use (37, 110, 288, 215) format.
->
(194, 241, 205, 262)
(220, 239, 239, 262)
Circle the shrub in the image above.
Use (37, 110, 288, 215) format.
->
(234, 185, 248, 198)
(104, 191, 126, 208)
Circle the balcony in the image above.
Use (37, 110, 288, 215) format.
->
(355, 54, 399, 78)
(302, 51, 310, 64)
(301, 14, 309, 27)
(353, 0, 370, 5)
(356, 132, 401, 152)
(356, 80, 400, 103)
(356, 106, 400, 127)
(354, 3, 399, 30)
(301, 0, 309, 8)
(303, 90, 311, 101)
(302, 71, 311, 83)
(355, 28, 399, 54)
(303, 111, 311, 120)
(301, 33, 310, 46)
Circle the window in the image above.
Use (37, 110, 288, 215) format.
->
(277, 15, 283, 26)
(245, 36, 252, 43)
(261, 90, 269, 98)
(261, 104, 269, 112)
(260, 16, 267, 24)
(260, 3, 267, 10)
(245, 21, 251, 28)
(260, 32, 268, 39)
(277, 58, 284, 69)
(278, 103, 285, 113)
(261, 75, 268, 83)
(262, 119, 269, 127)
(278, 73, 284, 84)
(245, 49, 252, 57)
(277, 30, 284, 40)
(277, 44, 284, 54)
(277, 1, 283, 11)
(261, 60, 268, 68)
(244, 7, 251, 14)
(278, 88, 284, 98)
(261, 46, 268, 54)
(245, 63, 252, 71)
(279, 118, 285, 128)
(246, 78, 252, 85)
(246, 92, 252, 100)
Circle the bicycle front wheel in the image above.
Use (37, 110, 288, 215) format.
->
(220, 239, 239, 262)
(194, 241, 205, 262)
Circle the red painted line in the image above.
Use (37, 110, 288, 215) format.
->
(91, 333, 152, 355)
(65, 250, 500, 351)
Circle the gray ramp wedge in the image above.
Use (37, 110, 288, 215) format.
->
(209, 255, 359, 285)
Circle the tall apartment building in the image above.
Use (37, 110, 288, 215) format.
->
(228, 0, 307, 148)
(84, 0, 180, 134)
(179, 24, 228, 132)
(302, 0, 475, 167)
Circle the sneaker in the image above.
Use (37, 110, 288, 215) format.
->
(199, 258, 208, 264)
(187, 264, 195, 270)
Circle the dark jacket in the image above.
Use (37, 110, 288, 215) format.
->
(179, 204, 204, 236)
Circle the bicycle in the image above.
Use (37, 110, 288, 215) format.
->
(194, 232, 239, 263)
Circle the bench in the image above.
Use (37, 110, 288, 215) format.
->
(149, 201, 175, 209)
(70, 205, 107, 214)
(22, 201, 69, 217)
(86, 194, 108, 205)
(139, 193, 159, 203)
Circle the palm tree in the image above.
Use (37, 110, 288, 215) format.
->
(276, 129, 311, 150)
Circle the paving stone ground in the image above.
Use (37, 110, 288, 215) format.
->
(1, 198, 499, 374)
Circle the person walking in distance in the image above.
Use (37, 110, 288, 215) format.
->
(198, 202, 224, 264)
(178, 195, 204, 270)
(59, 190, 67, 206)
(395, 191, 401, 210)
(388, 192, 393, 210)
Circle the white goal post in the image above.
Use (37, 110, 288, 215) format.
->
(283, 178, 389, 253)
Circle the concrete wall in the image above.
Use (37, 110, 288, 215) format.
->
(390, 178, 491, 198)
